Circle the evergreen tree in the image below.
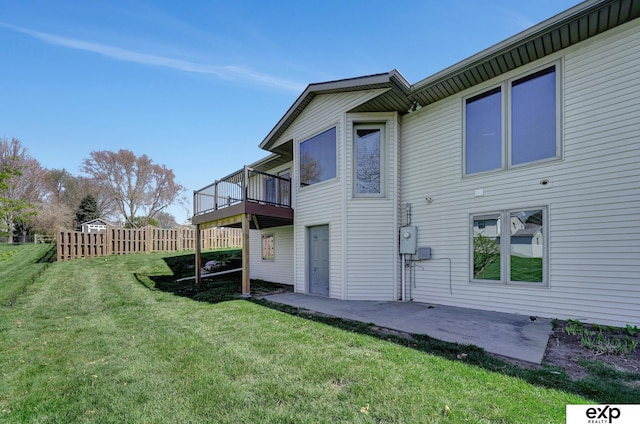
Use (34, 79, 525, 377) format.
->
(74, 195, 99, 230)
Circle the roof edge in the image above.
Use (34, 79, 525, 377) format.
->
(411, 0, 606, 92)
(259, 70, 408, 151)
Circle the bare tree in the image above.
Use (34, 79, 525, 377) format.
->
(82, 149, 185, 228)
(32, 201, 74, 236)
(42, 169, 116, 221)
(299, 151, 321, 186)
(0, 137, 43, 241)
(154, 210, 178, 229)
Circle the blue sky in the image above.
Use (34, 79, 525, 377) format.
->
(0, 0, 581, 222)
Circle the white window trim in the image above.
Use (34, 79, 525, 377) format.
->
(353, 123, 386, 198)
(462, 60, 562, 177)
(469, 206, 548, 287)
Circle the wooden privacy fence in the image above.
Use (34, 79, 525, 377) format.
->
(57, 226, 242, 261)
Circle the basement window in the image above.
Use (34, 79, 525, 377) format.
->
(262, 234, 275, 261)
(471, 208, 547, 286)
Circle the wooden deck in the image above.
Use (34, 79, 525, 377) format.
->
(192, 201, 293, 229)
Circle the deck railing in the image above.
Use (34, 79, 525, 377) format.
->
(194, 166, 291, 216)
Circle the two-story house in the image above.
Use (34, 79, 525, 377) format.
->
(192, 0, 640, 327)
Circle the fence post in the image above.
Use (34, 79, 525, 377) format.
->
(56, 228, 64, 261)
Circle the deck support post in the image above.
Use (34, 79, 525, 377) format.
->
(241, 213, 251, 297)
(195, 224, 202, 285)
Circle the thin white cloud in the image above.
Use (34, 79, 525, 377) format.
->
(503, 11, 537, 33)
(1, 23, 305, 93)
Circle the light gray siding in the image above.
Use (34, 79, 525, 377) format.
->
(399, 21, 640, 326)
(344, 112, 400, 300)
(278, 89, 389, 297)
(250, 226, 294, 285)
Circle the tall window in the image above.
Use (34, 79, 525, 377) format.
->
(472, 213, 502, 281)
(300, 127, 336, 186)
(465, 64, 559, 175)
(465, 88, 502, 174)
(471, 208, 546, 285)
(354, 125, 384, 196)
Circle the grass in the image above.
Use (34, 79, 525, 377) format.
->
(0, 242, 56, 306)
(0, 249, 600, 423)
(475, 255, 543, 282)
(510, 256, 543, 282)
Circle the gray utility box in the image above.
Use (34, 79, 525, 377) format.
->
(399, 226, 417, 254)
(416, 247, 431, 260)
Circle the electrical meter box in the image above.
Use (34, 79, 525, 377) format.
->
(399, 226, 417, 254)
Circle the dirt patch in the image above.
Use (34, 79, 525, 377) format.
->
(542, 320, 640, 380)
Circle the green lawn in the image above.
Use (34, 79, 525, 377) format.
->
(475, 255, 543, 282)
(0, 243, 55, 305)
(1, 250, 590, 423)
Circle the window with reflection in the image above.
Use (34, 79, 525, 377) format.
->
(471, 208, 546, 285)
(300, 127, 336, 186)
(354, 125, 383, 196)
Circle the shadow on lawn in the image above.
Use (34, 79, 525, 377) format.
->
(136, 250, 292, 304)
(5, 244, 56, 307)
(137, 251, 639, 405)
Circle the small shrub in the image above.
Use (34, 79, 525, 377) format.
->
(626, 324, 639, 337)
(565, 319, 584, 336)
(566, 320, 639, 356)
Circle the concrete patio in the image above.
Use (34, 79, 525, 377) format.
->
(264, 293, 551, 364)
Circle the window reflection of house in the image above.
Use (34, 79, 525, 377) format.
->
(511, 224, 543, 258)
(473, 215, 500, 237)
(473, 215, 530, 239)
